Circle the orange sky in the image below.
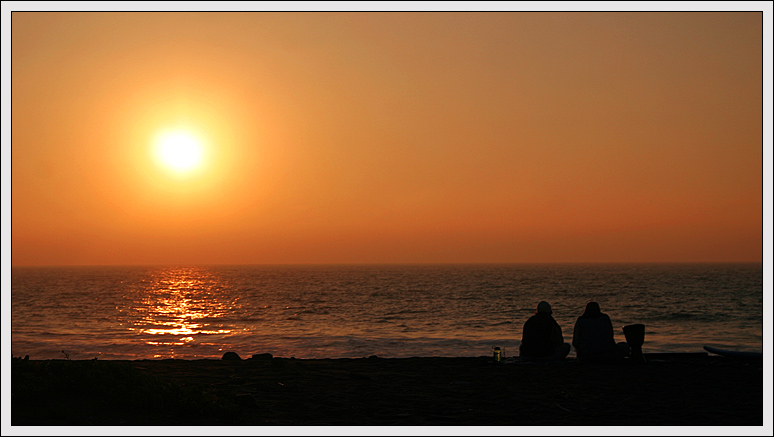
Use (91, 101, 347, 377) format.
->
(8, 11, 766, 266)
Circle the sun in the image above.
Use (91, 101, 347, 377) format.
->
(153, 130, 204, 172)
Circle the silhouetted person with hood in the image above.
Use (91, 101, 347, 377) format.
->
(572, 301, 629, 362)
(519, 301, 571, 360)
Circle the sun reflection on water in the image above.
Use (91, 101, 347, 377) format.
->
(124, 267, 239, 356)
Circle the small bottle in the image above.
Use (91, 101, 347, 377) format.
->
(493, 346, 502, 362)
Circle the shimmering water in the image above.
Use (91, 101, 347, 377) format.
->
(11, 264, 763, 360)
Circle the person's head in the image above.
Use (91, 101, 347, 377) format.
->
(583, 301, 601, 316)
(536, 301, 552, 315)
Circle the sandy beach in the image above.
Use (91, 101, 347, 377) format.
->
(11, 353, 762, 427)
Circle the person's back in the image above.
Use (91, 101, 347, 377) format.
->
(519, 301, 570, 360)
(572, 301, 628, 361)
(572, 314, 616, 357)
(520, 312, 561, 357)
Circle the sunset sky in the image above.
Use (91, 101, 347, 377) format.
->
(7, 9, 768, 266)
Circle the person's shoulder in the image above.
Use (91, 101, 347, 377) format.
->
(575, 316, 595, 325)
(525, 314, 545, 324)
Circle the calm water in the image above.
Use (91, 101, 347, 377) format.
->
(11, 264, 763, 360)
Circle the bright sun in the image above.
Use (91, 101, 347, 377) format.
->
(154, 130, 204, 172)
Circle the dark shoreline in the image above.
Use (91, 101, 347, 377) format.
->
(11, 354, 763, 426)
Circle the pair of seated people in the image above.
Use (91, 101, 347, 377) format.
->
(519, 301, 628, 361)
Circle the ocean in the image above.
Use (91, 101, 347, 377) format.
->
(10, 263, 764, 360)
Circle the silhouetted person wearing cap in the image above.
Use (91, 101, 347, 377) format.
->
(519, 301, 571, 360)
(572, 301, 629, 362)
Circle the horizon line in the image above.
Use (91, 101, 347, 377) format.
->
(8, 260, 766, 268)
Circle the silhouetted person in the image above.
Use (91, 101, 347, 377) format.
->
(519, 301, 571, 360)
(572, 301, 629, 362)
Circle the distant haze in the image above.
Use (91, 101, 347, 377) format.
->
(10, 11, 764, 266)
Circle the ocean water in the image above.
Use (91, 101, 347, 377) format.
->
(10, 263, 764, 360)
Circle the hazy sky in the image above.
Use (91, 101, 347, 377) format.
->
(8, 10, 767, 265)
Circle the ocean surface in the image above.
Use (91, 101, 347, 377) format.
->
(11, 263, 764, 360)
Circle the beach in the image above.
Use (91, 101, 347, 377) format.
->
(11, 353, 763, 427)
